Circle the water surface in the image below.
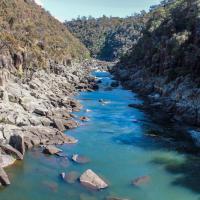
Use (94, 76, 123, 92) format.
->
(1, 72, 200, 200)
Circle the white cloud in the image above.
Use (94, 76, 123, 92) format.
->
(34, 0, 43, 6)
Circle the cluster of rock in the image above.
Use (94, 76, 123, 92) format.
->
(0, 60, 97, 186)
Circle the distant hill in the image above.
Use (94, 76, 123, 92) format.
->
(65, 14, 149, 61)
(0, 0, 89, 73)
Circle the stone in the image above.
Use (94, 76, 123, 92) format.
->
(0, 144, 23, 160)
(80, 116, 90, 122)
(29, 116, 42, 126)
(54, 118, 65, 131)
(34, 107, 48, 116)
(63, 120, 79, 129)
(41, 118, 52, 126)
(0, 154, 16, 168)
(62, 135, 78, 144)
(61, 171, 79, 184)
(72, 154, 90, 164)
(43, 145, 62, 155)
(131, 176, 150, 186)
(79, 169, 108, 190)
(0, 167, 10, 186)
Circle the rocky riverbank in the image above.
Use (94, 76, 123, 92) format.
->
(111, 65, 200, 147)
(0, 60, 105, 186)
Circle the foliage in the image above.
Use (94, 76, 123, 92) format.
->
(0, 0, 89, 71)
(65, 13, 148, 61)
(120, 0, 200, 81)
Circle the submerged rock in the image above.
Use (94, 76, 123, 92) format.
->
(72, 154, 90, 164)
(106, 197, 129, 200)
(131, 176, 150, 186)
(61, 171, 79, 183)
(79, 169, 108, 190)
(43, 145, 62, 155)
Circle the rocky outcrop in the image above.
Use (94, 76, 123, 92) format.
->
(79, 169, 108, 190)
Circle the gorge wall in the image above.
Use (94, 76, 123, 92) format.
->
(113, 0, 200, 127)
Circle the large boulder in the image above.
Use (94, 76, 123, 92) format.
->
(79, 169, 108, 190)
(0, 167, 10, 186)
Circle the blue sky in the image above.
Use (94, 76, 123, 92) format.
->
(36, 0, 161, 22)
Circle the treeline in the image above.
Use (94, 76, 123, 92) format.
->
(120, 0, 200, 81)
(65, 13, 148, 61)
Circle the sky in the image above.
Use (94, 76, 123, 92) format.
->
(35, 0, 161, 22)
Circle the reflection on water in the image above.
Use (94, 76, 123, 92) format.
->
(0, 71, 200, 200)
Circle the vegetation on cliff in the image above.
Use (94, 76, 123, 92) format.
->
(120, 0, 200, 83)
(0, 0, 89, 73)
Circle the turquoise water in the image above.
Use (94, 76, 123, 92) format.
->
(0, 72, 200, 200)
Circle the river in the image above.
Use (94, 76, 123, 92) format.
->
(0, 71, 200, 200)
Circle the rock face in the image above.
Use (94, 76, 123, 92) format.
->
(0, 168, 10, 186)
(79, 169, 108, 190)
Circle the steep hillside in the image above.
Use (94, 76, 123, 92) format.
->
(0, 0, 89, 74)
(113, 0, 200, 126)
(65, 14, 148, 61)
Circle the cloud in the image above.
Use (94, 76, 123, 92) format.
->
(34, 0, 43, 6)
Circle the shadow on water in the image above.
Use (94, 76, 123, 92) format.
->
(151, 154, 200, 194)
